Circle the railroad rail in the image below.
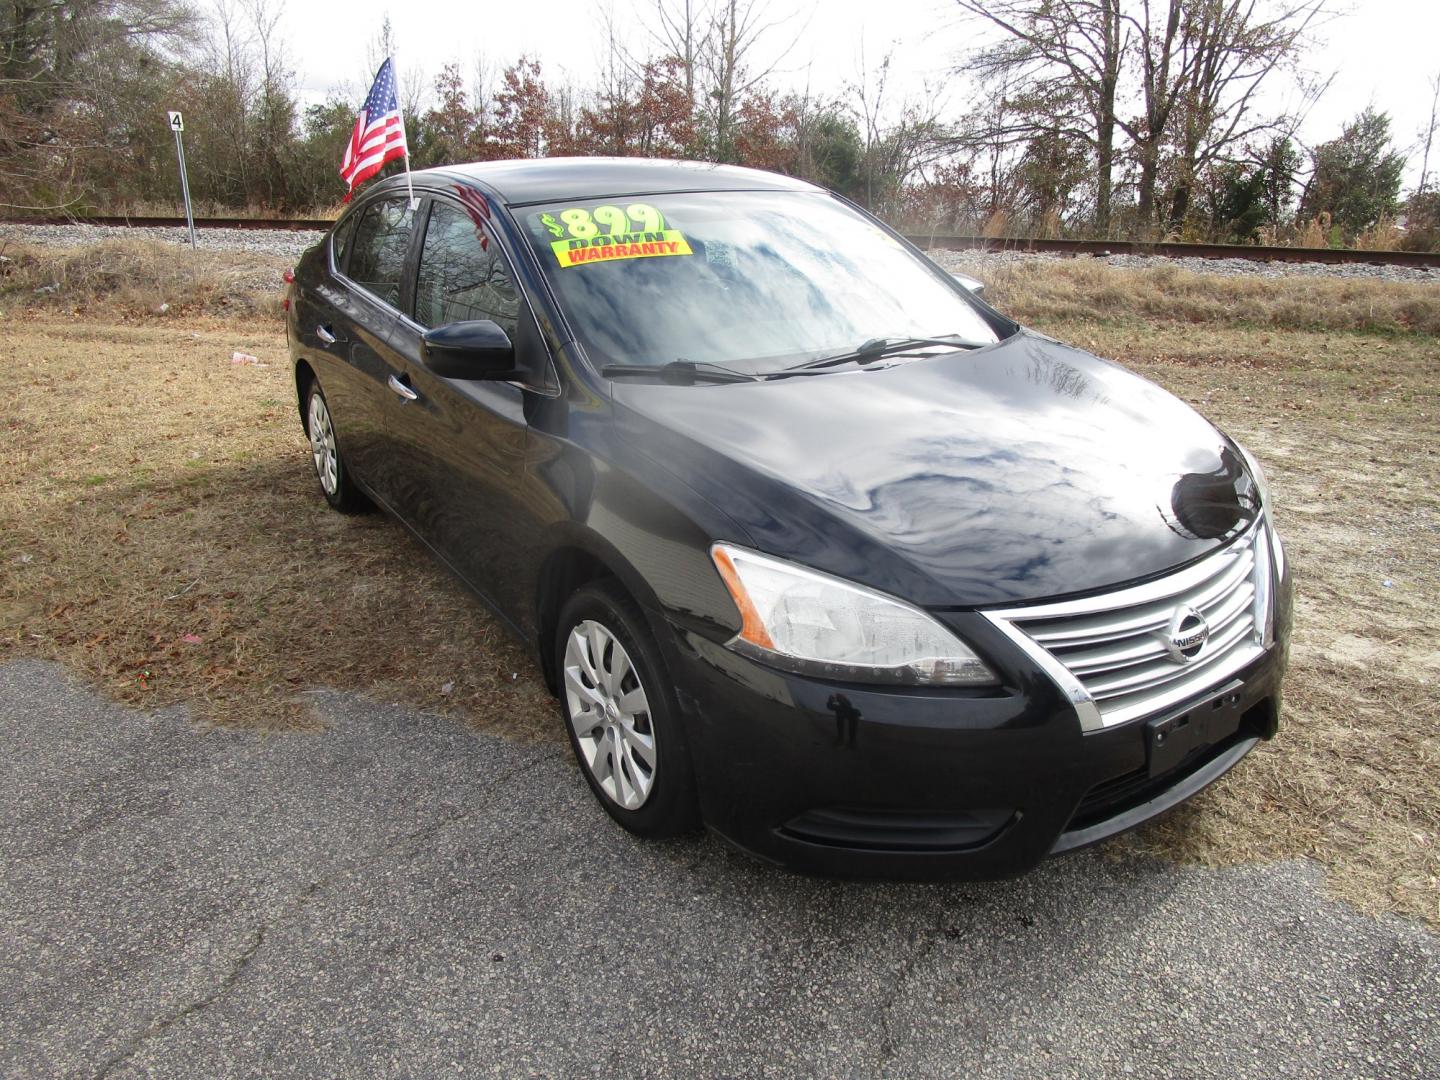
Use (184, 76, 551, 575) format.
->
(1, 214, 1437, 268)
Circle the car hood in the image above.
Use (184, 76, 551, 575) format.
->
(611, 330, 1259, 608)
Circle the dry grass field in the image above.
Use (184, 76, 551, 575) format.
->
(976, 256, 1440, 335)
(1, 241, 1436, 925)
(0, 313, 555, 743)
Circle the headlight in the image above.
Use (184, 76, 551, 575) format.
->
(1235, 441, 1269, 512)
(1236, 441, 1284, 579)
(710, 544, 997, 686)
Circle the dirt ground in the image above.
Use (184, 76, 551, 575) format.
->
(1, 308, 1436, 926)
(1049, 322, 1438, 925)
(0, 315, 554, 741)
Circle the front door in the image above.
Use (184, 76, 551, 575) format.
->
(383, 195, 538, 616)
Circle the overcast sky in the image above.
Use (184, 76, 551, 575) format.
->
(275, 0, 1440, 188)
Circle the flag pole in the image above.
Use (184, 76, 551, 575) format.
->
(393, 52, 417, 210)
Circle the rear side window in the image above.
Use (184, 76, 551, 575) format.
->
(414, 199, 520, 336)
(346, 198, 415, 308)
(331, 214, 357, 271)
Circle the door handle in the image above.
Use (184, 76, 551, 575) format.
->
(387, 374, 419, 402)
(316, 324, 337, 344)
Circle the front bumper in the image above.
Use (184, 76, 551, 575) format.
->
(664, 559, 1292, 881)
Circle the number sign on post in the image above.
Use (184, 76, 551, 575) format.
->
(167, 111, 197, 249)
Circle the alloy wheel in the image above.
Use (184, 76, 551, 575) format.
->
(308, 392, 339, 496)
(563, 619, 657, 810)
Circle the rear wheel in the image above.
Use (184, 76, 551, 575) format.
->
(304, 380, 367, 512)
(555, 581, 699, 837)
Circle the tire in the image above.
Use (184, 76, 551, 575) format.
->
(303, 378, 368, 513)
(555, 580, 700, 838)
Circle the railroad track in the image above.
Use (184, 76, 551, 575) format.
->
(904, 233, 1440, 269)
(2, 214, 1438, 268)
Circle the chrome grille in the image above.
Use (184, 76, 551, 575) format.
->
(983, 523, 1274, 730)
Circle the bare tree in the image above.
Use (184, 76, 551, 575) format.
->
(363, 16, 425, 119)
(1126, 0, 1328, 234)
(954, 0, 1327, 235)
(955, 0, 1125, 232)
(0, 0, 191, 208)
(194, 0, 260, 204)
(468, 51, 497, 150)
(589, 11, 643, 153)
(699, 0, 802, 161)
(364, 16, 398, 81)
(1419, 70, 1439, 195)
(849, 46, 951, 215)
(969, 77, 1029, 221)
(651, 0, 713, 108)
(850, 44, 892, 209)
(246, 0, 294, 206)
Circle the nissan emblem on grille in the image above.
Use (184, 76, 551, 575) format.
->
(982, 523, 1269, 730)
(1161, 605, 1210, 663)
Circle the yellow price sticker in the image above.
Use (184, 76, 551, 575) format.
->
(552, 230, 693, 268)
(535, 203, 695, 269)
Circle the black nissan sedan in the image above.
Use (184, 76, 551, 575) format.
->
(285, 158, 1292, 879)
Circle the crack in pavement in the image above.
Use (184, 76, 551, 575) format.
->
(873, 900, 983, 1071)
(87, 754, 552, 1079)
(90, 893, 303, 1080)
(875, 923, 946, 1068)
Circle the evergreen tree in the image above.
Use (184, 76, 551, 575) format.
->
(1300, 108, 1405, 240)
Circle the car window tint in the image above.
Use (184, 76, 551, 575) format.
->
(414, 199, 519, 336)
(331, 213, 357, 272)
(347, 198, 415, 308)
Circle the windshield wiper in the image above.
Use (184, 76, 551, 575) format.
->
(782, 335, 983, 373)
(601, 360, 757, 385)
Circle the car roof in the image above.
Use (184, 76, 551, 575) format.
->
(387, 156, 821, 206)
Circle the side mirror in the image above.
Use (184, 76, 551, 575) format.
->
(421, 320, 518, 380)
(949, 272, 986, 298)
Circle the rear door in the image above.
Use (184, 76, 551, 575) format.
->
(383, 194, 544, 612)
(317, 195, 418, 504)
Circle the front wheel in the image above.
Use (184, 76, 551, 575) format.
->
(555, 581, 700, 838)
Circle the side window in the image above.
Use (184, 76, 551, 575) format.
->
(346, 198, 415, 308)
(414, 199, 520, 337)
(331, 213, 357, 272)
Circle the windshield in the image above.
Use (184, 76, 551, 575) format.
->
(518, 190, 1001, 372)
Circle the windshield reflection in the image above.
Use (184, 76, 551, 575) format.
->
(522, 191, 1000, 371)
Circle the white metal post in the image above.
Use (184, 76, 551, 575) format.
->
(168, 111, 197, 248)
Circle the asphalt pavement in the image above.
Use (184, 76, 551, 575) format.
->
(2, 659, 1436, 1078)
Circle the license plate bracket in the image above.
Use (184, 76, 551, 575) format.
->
(1145, 684, 1246, 778)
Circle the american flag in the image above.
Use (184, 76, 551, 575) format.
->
(453, 184, 491, 249)
(340, 58, 408, 201)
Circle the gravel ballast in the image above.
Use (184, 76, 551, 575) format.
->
(0, 222, 326, 259)
(930, 246, 1439, 284)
